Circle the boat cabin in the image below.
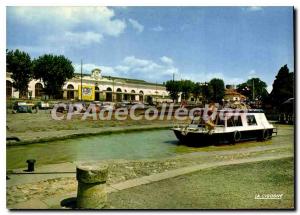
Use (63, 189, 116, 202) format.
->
(172, 109, 275, 145)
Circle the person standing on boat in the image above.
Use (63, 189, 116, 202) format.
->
(205, 103, 217, 134)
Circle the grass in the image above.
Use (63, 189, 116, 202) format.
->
(107, 157, 294, 209)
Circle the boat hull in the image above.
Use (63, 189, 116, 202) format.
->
(173, 128, 274, 146)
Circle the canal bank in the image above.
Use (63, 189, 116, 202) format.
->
(7, 124, 173, 146)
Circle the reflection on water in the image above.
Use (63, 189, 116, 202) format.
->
(7, 126, 294, 169)
(7, 130, 179, 169)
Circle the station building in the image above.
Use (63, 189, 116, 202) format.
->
(6, 68, 170, 103)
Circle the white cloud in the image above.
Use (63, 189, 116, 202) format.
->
(11, 7, 126, 37)
(73, 63, 101, 74)
(152, 26, 164, 32)
(160, 56, 173, 65)
(74, 55, 178, 82)
(248, 69, 257, 79)
(123, 56, 150, 67)
(115, 65, 130, 73)
(9, 7, 126, 52)
(246, 6, 263, 11)
(128, 18, 144, 33)
(47, 31, 103, 47)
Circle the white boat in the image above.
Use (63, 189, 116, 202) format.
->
(172, 109, 277, 145)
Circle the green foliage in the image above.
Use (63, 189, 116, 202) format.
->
(180, 80, 194, 100)
(270, 65, 294, 107)
(165, 80, 181, 102)
(237, 78, 268, 101)
(192, 82, 202, 100)
(165, 78, 224, 103)
(6, 49, 32, 97)
(208, 78, 225, 103)
(32, 54, 74, 98)
(201, 83, 212, 103)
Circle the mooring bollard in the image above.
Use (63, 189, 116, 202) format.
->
(76, 162, 108, 209)
(26, 159, 36, 172)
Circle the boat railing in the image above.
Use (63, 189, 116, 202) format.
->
(172, 120, 188, 129)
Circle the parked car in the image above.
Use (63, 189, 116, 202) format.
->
(36, 101, 50, 109)
(13, 102, 35, 113)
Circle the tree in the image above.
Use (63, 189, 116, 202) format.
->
(236, 82, 251, 98)
(180, 80, 194, 100)
(237, 78, 268, 101)
(6, 49, 32, 98)
(201, 82, 212, 103)
(270, 65, 294, 107)
(192, 82, 202, 102)
(165, 80, 181, 102)
(208, 78, 225, 103)
(32, 54, 74, 98)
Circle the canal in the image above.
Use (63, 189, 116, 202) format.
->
(7, 126, 293, 169)
(7, 130, 180, 169)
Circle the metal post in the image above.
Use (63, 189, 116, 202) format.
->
(81, 60, 83, 101)
(252, 79, 254, 101)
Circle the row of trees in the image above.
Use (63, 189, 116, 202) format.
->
(7, 49, 293, 110)
(6, 49, 74, 98)
(165, 64, 294, 110)
(165, 78, 225, 103)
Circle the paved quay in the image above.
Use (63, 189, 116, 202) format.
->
(9, 153, 293, 209)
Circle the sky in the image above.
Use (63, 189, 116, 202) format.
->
(6, 6, 294, 92)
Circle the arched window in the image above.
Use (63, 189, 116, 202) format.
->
(116, 88, 122, 102)
(35, 83, 43, 97)
(67, 84, 74, 99)
(95, 86, 100, 101)
(139, 90, 144, 102)
(6, 80, 12, 98)
(67, 84, 74, 90)
(131, 90, 136, 101)
(123, 89, 128, 101)
(106, 87, 112, 101)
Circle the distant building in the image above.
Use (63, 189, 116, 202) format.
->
(6, 68, 170, 103)
(223, 88, 246, 102)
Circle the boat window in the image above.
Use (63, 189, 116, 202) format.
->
(227, 116, 243, 127)
(191, 116, 200, 125)
(247, 115, 257, 126)
(216, 116, 225, 126)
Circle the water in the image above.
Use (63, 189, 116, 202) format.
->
(7, 126, 294, 170)
(7, 130, 186, 169)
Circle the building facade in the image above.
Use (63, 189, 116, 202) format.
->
(6, 68, 170, 103)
